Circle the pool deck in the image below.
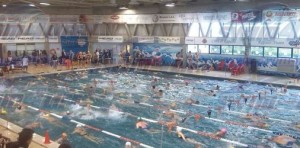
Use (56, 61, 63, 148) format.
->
(0, 118, 60, 148)
(4, 63, 300, 88)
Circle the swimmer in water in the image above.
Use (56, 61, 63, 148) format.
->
(252, 122, 269, 129)
(228, 101, 232, 111)
(207, 108, 212, 118)
(169, 102, 177, 110)
(215, 128, 227, 138)
(73, 125, 103, 144)
(25, 121, 43, 129)
(165, 83, 171, 90)
(0, 108, 7, 115)
(136, 118, 148, 129)
(155, 90, 163, 98)
(194, 114, 201, 122)
(176, 127, 206, 147)
(136, 118, 160, 134)
(185, 99, 199, 105)
(216, 85, 220, 90)
(271, 135, 297, 147)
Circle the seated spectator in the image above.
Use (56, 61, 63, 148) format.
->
(0, 134, 11, 148)
(6, 128, 34, 148)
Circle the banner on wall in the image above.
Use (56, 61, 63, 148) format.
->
(262, 10, 300, 22)
(0, 36, 46, 43)
(98, 36, 123, 43)
(185, 37, 195, 44)
(0, 13, 230, 24)
(60, 36, 88, 53)
(186, 37, 244, 46)
(231, 11, 262, 22)
(48, 36, 59, 43)
(197, 12, 232, 22)
(251, 38, 299, 48)
(133, 43, 182, 66)
(157, 37, 180, 44)
(137, 36, 155, 43)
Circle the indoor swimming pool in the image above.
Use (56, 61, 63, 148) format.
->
(0, 67, 299, 148)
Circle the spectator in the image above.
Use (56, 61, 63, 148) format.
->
(56, 132, 71, 145)
(95, 50, 99, 64)
(69, 50, 74, 61)
(22, 55, 29, 71)
(176, 49, 184, 68)
(59, 143, 72, 148)
(187, 51, 193, 69)
(6, 128, 34, 148)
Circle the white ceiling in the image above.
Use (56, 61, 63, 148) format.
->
(0, 0, 298, 14)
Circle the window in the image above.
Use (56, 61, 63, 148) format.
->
(221, 46, 233, 54)
(250, 47, 263, 56)
(233, 46, 245, 55)
(187, 45, 198, 53)
(199, 45, 209, 54)
(278, 48, 292, 58)
(209, 45, 221, 54)
(264, 47, 277, 57)
(188, 23, 200, 37)
(293, 48, 300, 58)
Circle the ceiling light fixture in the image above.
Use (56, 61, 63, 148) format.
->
(2, 4, 7, 7)
(29, 4, 35, 7)
(165, 3, 175, 7)
(119, 6, 128, 10)
(40, 3, 50, 6)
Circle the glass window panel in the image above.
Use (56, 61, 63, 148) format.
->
(293, 48, 300, 58)
(188, 23, 200, 37)
(278, 48, 292, 58)
(199, 45, 209, 54)
(187, 45, 198, 53)
(250, 47, 263, 56)
(264, 47, 277, 57)
(233, 46, 245, 55)
(221, 46, 233, 54)
(209, 45, 221, 54)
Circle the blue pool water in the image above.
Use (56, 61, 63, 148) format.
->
(0, 67, 299, 148)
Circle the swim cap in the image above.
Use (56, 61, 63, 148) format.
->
(176, 127, 182, 132)
(221, 128, 227, 133)
(138, 117, 142, 120)
(125, 142, 132, 146)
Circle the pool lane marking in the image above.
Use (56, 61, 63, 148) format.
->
(40, 93, 289, 135)
(28, 105, 154, 148)
(37, 94, 248, 147)
(1, 96, 154, 148)
(161, 97, 293, 123)
(137, 102, 300, 136)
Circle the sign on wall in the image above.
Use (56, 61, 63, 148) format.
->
(48, 36, 59, 43)
(186, 37, 244, 46)
(0, 13, 231, 24)
(137, 36, 155, 43)
(97, 36, 124, 43)
(231, 11, 262, 22)
(157, 37, 181, 44)
(60, 36, 88, 53)
(197, 12, 232, 22)
(251, 38, 298, 48)
(0, 36, 46, 43)
(263, 10, 300, 22)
